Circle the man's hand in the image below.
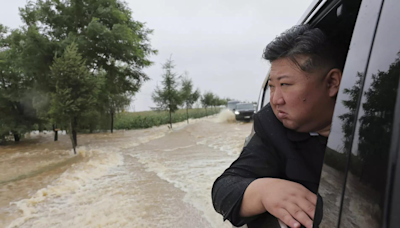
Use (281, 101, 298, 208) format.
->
(240, 178, 317, 228)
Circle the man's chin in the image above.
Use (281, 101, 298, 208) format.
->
(281, 120, 298, 131)
(283, 121, 316, 133)
(283, 120, 312, 132)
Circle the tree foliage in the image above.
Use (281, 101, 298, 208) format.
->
(0, 0, 157, 145)
(0, 25, 40, 142)
(180, 72, 200, 123)
(49, 43, 101, 153)
(20, 0, 157, 133)
(201, 92, 214, 109)
(152, 57, 182, 128)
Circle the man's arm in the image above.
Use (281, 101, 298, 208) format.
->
(212, 111, 317, 228)
(240, 177, 317, 228)
(212, 131, 283, 226)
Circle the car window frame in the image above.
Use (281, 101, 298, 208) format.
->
(257, 68, 270, 111)
(387, 70, 400, 228)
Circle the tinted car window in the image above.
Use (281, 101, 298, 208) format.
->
(236, 104, 254, 110)
(339, 0, 400, 227)
(228, 102, 240, 110)
(316, 0, 384, 227)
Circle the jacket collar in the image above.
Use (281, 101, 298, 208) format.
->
(285, 128, 311, 142)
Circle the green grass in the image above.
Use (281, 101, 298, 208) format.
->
(114, 108, 221, 130)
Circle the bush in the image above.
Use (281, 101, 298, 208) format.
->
(114, 108, 221, 130)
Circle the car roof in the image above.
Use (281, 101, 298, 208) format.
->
(298, 0, 326, 24)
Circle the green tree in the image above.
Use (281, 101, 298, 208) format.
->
(0, 25, 40, 142)
(219, 97, 229, 106)
(1, 24, 58, 135)
(19, 0, 156, 133)
(180, 73, 200, 124)
(201, 91, 214, 115)
(49, 43, 102, 154)
(212, 94, 221, 111)
(152, 58, 182, 128)
(107, 93, 131, 133)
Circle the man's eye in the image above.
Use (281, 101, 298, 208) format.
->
(281, 83, 290, 86)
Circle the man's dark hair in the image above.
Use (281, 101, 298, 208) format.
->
(263, 25, 346, 73)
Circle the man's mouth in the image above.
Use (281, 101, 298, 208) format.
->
(277, 110, 288, 119)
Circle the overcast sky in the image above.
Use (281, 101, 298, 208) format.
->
(0, 0, 313, 111)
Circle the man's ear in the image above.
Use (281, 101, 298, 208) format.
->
(326, 68, 342, 97)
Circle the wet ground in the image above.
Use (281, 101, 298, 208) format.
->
(0, 110, 252, 228)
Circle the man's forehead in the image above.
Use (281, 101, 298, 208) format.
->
(270, 58, 305, 80)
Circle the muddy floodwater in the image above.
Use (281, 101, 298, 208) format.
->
(0, 111, 252, 228)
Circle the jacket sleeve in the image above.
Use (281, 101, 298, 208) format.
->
(211, 113, 284, 226)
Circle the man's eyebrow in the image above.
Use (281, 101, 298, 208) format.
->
(268, 75, 291, 81)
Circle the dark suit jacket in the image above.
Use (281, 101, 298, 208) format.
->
(212, 104, 326, 228)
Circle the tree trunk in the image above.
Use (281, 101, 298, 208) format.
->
(14, 134, 20, 142)
(186, 107, 189, 124)
(53, 124, 58, 141)
(169, 110, 172, 129)
(38, 123, 43, 132)
(205, 107, 208, 117)
(111, 112, 114, 133)
(73, 117, 77, 146)
(70, 117, 78, 154)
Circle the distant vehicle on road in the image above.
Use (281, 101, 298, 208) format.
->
(227, 100, 240, 111)
(234, 103, 255, 121)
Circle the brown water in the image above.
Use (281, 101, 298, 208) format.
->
(0, 111, 252, 228)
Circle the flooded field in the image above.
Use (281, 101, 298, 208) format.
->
(0, 110, 252, 228)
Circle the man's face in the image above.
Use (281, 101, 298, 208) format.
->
(268, 57, 338, 133)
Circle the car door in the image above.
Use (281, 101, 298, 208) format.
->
(313, 0, 383, 227)
(335, 0, 400, 227)
(316, 0, 400, 227)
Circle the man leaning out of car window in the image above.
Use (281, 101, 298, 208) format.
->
(212, 24, 346, 228)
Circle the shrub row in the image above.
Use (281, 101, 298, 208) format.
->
(114, 108, 222, 130)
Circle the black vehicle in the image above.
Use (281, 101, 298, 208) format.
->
(251, 0, 400, 227)
(234, 103, 256, 121)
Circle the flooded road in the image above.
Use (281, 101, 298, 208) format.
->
(0, 111, 252, 228)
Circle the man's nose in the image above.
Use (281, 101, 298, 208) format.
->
(271, 88, 285, 105)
